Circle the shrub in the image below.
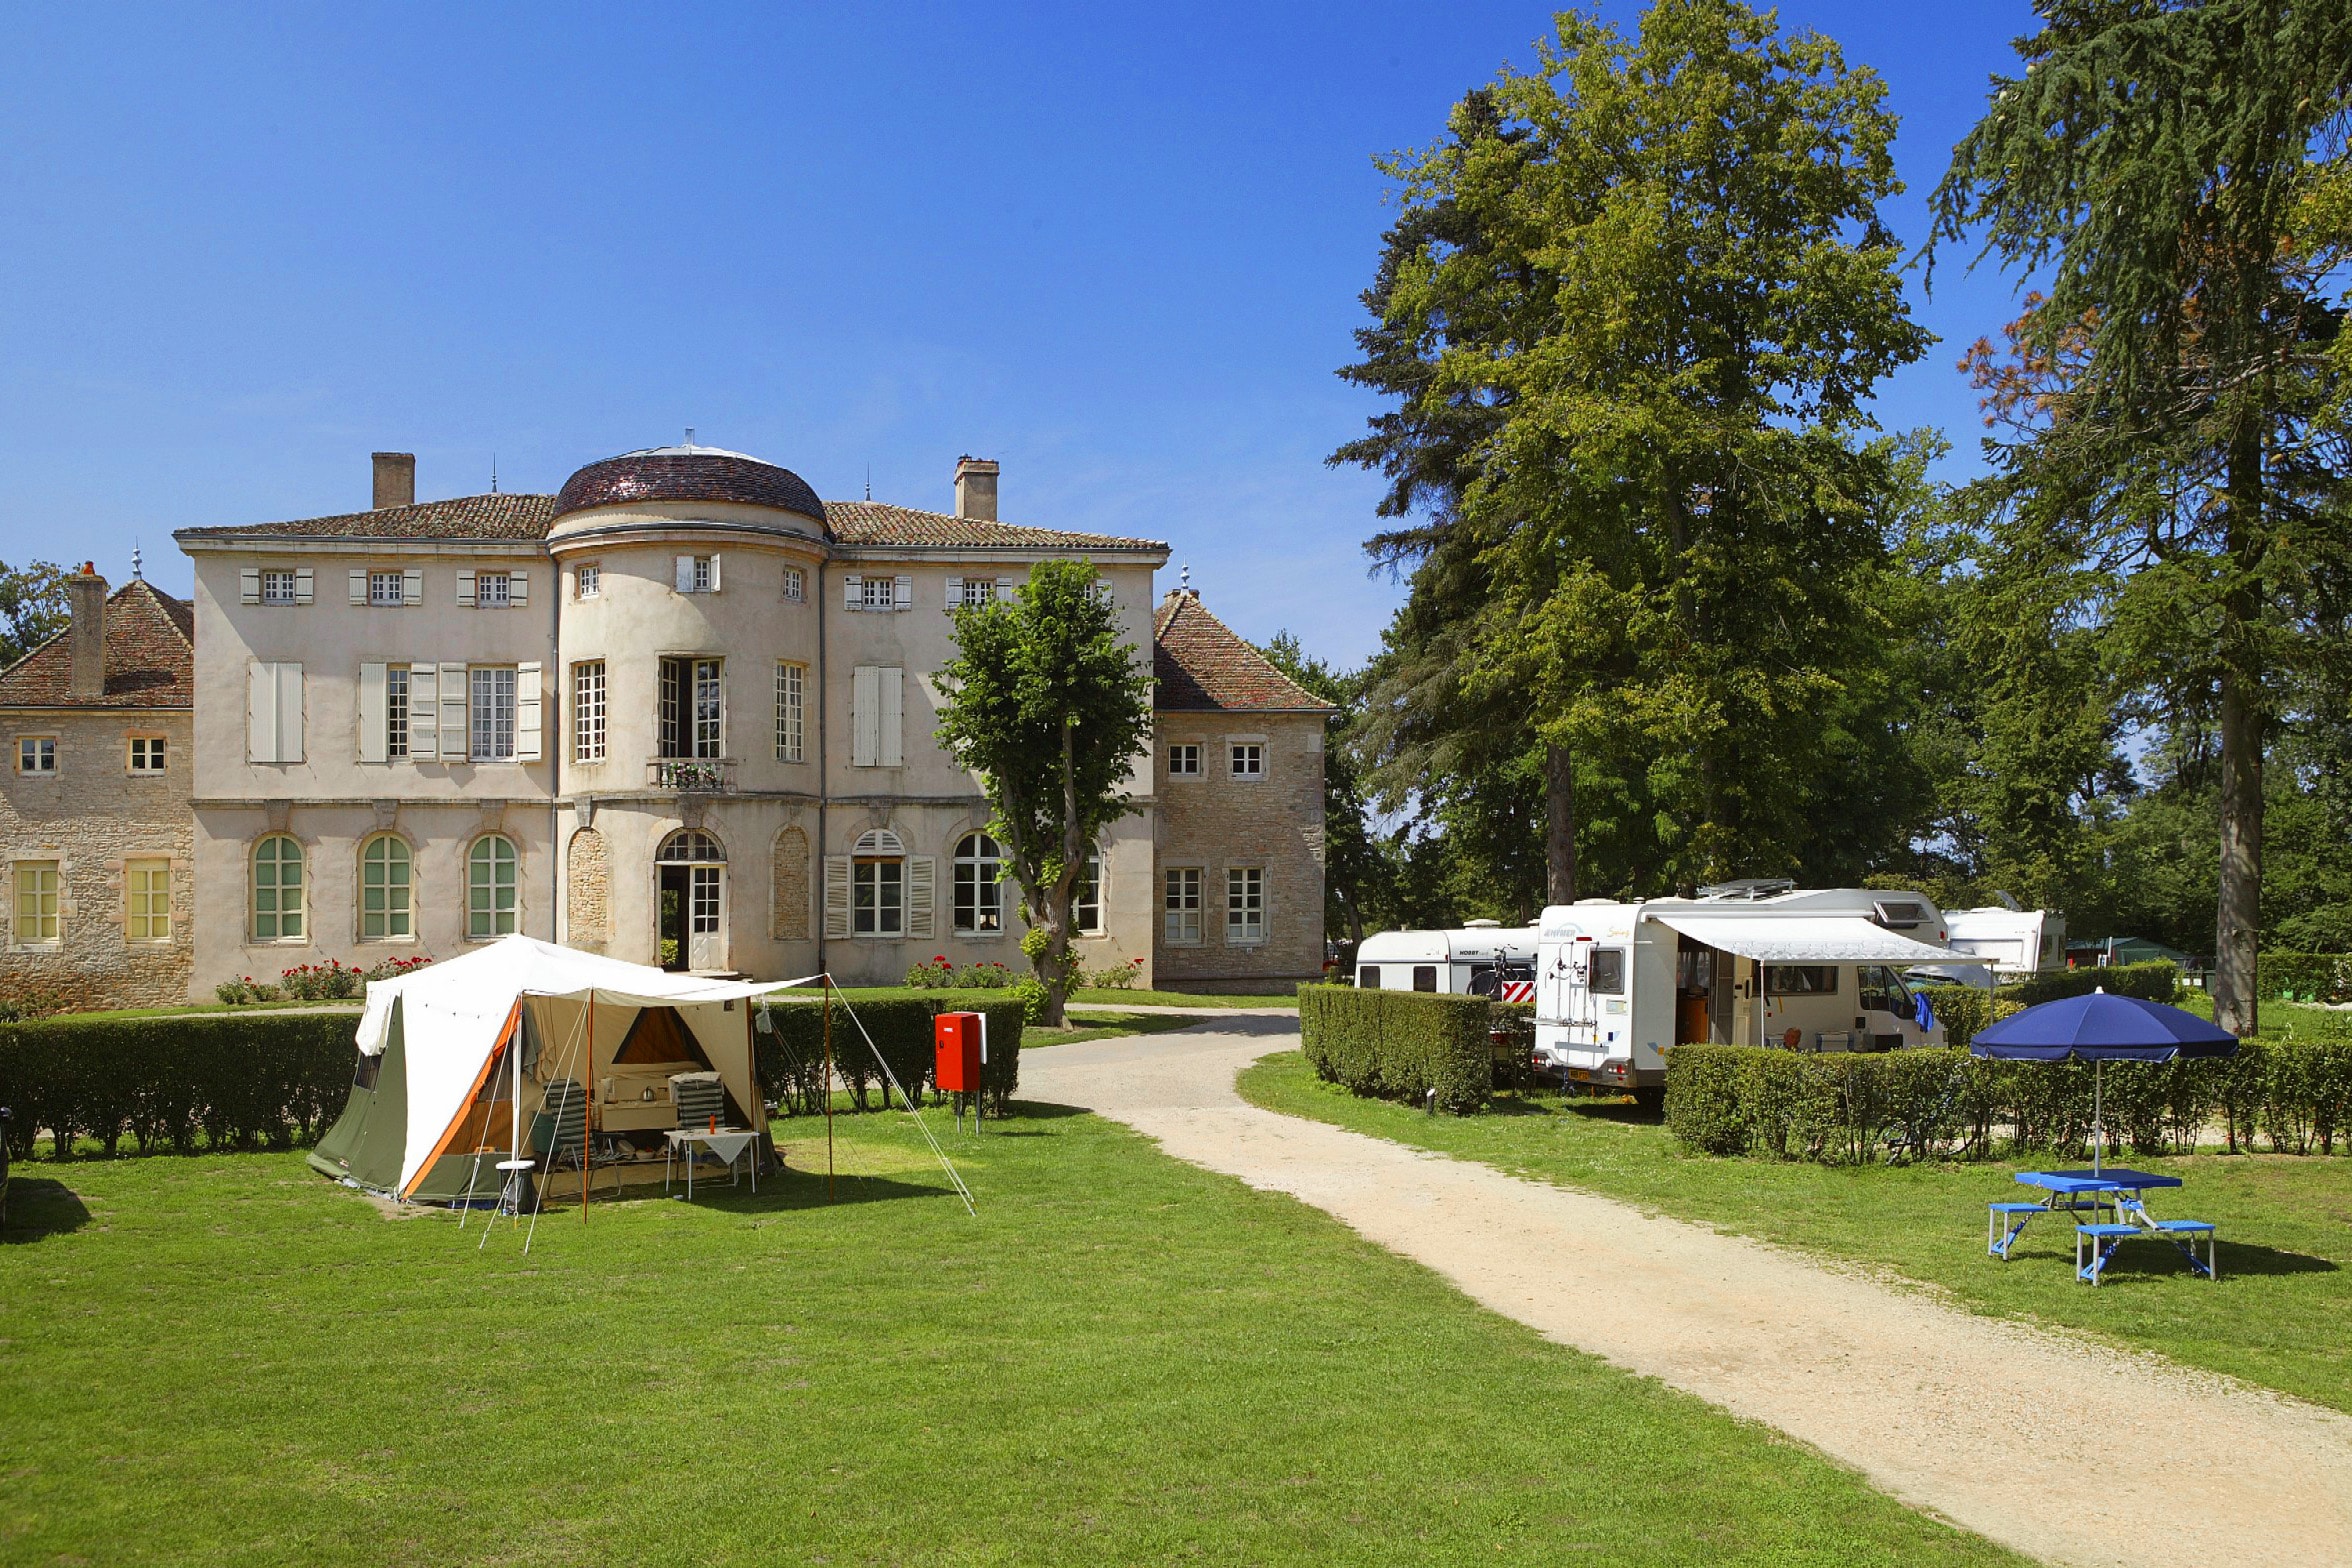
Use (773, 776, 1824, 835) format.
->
(280, 961, 361, 1002)
(0, 986, 65, 1022)
(1084, 956, 1147, 990)
(904, 956, 1019, 990)
(1998, 960, 2178, 1007)
(754, 989, 1025, 1119)
(1919, 985, 1992, 1050)
(0, 1012, 360, 1160)
(2259, 950, 2352, 1004)
(1298, 984, 1492, 1113)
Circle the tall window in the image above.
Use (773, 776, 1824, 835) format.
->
(385, 666, 410, 760)
(1163, 867, 1202, 945)
(952, 832, 1002, 934)
(854, 854, 904, 936)
(260, 569, 299, 605)
(850, 665, 903, 767)
(775, 661, 804, 762)
(1229, 742, 1265, 779)
(126, 858, 170, 943)
(575, 563, 601, 599)
(573, 661, 606, 763)
(360, 835, 412, 940)
(782, 566, 805, 602)
(251, 835, 304, 942)
(1227, 867, 1265, 943)
(693, 659, 723, 757)
(14, 861, 59, 945)
(128, 735, 167, 774)
(658, 657, 723, 759)
(470, 666, 517, 761)
(467, 835, 518, 938)
(367, 570, 404, 606)
(1075, 847, 1104, 935)
(17, 736, 56, 775)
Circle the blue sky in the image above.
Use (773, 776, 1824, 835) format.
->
(0, 2, 2036, 664)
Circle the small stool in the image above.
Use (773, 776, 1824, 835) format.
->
(2147, 1218, 2218, 1281)
(2075, 1222, 2141, 1285)
(1988, 1202, 2044, 1260)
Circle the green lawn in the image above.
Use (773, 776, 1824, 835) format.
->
(1069, 986, 1299, 1008)
(1, 1104, 2020, 1566)
(1240, 1051, 2352, 1415)
(1024, 1010, 1204, 1047)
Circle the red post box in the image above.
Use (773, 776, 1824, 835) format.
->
(935, 1011, 983, 1094)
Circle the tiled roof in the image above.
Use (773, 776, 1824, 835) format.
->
(556, 451, 825, 521)
(0, 578, 194, 709)
(1153, 591, 1334, 713)
(826, 500, 1165, 552)
(175, 493, 559, 542)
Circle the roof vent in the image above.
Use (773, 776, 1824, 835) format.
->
(373, 452, 416, 510)
(1696, 878, 1796, 902)
(954, 456, 999, 522)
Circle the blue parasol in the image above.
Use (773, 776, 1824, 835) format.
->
(1970, 988, 2236, 1172)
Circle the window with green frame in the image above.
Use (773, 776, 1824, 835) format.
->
(467, 834, 518, 938)
(361, 834, 412, 939)
(252, 834, 304, 941)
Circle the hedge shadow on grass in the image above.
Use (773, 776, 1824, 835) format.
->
(2, 1177, 91, 1242)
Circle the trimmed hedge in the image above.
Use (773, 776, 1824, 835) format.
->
(1997, 960, 2178, 1007)
(2260, 950, 2352, 1004)
(0, 1013, 357, 1160)
(1666, 1032, 2352, 1164)
(756, 990, 1024, 1118)
(1919, 986, 2006, 1051)
(1298, 984, 1499, 1113)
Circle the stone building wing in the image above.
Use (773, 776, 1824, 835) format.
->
(173, 493, 560, 542)
(1152, 590, 1335, 713)
(0, 578, 193, 710)
(824, 500, 1165, 552)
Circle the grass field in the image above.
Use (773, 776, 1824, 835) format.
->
(0, 1099, 2022, 1566)
(1240, 1051, 2352, 1415)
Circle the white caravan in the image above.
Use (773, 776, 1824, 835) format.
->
(1355, 921, 1539, 1000)
(1533, 881, 1980, 1097)
(1942, 902, 2067, 982)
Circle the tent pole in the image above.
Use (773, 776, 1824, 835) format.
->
(583, 990, 594, 1219)
(824, 977, 835, 1203)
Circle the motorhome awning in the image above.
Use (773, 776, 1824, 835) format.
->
(1647, 913, 1976, 965)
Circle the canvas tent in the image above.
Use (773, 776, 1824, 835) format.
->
(309, 935, 814, 1203)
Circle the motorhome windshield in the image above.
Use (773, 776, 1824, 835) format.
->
(1856, 964, 1915, 1016)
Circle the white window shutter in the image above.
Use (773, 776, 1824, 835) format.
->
(823, 856, 852, 939)
(707, 554, 721, 593)
(850, 667, 878, 766)
(349, 569, 368, 606)
(510, 570, 529, 608)
(893, 574, 911, 609)
(408, 663, 438, 760)
(879, 667, 904, 767)
(247, 662, 273, 761)
(439, 663, 469, 756)
(515, 661, 542, 761)
(240, 568, 261, 606)
(906, 855, 936, 939)
(675, 555, 694, 593)
(275, 663, 304, 762)
(294, 568, 314, 606)
(995, 576, 1014, 600)
(402, 568, 422, 606)
(358, 663, 388, 764)
(457, 570, 476, 607)
(945, 575, 963, 610)
(843, 573, 862, 610)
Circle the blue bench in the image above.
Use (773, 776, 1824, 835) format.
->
(2075, 1215, 2219, 1285)
(1988, 1201, 2046, 1260)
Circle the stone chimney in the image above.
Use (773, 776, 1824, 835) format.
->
(66, 563, 106, 702)
(953, 456, 999, 522)
(373, 451, 416, 510)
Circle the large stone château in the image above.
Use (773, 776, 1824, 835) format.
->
(0, 444, 1331, 1005)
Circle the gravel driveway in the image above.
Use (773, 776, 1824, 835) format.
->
(1023, 1019, 2352, 1568)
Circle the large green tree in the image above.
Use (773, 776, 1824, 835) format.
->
(934, 561, 1153, 1026)
(1930, 0, 2352, 1031)
(1338, 0, 1935, 897)
(0, 560, 69, 670)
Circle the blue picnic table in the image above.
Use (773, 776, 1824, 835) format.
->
(1990, 1169, 2216, 1283)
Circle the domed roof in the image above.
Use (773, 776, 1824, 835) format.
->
(553, 443, 826, 526)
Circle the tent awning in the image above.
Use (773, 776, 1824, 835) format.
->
(1647, 913, 1976, 966)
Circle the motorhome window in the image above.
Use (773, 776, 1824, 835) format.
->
(1764, 964, 1838, 995)
(1468, 963, 1495, 997)
(1357, 965, 1378, 989)
(1677, 948, 1714, 991)
(1856, 964, 1913, 1016)
(1412, 965, 1437, 992)
(1587, 949, 1627, 995)
(1872, 900, 1926, 929)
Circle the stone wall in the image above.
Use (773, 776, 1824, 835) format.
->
(0, 708, 195, 1008)
(772, 825, 809, 940)
(566, 827, 609, 948)
(1152, 709, 1326, 988)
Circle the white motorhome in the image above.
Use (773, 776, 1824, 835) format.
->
(1355, 921, 1538, 1000)
(1533, 881, 1979, 1099)
(1942, 903, 2066, 981)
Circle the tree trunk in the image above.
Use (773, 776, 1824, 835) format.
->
(1544, 740, 1577, 907)
(2212, 429, 2265, 1038)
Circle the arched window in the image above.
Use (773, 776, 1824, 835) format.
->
(655, 829, 726, 864)
(953, 832, 1002, 934)
(360, 834, 412, 940)
(1075, 845, 1105, 936)
(852, 828, 905, 936)
(251, 835, 304, 942)
(467, 834, 519, 939)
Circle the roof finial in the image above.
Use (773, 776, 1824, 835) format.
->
(490, 452, 498, 494)
(865, 463, 872, 501)
(132, 543, 143, 580)
(1180, 562, 1193, 596)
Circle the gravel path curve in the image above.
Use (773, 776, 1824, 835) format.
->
(1023, 1021, 2352, 1568)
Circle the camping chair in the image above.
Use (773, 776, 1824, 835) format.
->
(534, 1079, 590, 1176)
(669, 1070, 728, 1129)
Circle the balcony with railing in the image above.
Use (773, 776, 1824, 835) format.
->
(648, 756, 736, 793)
